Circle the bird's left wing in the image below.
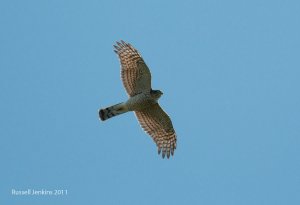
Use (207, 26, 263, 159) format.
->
(135, 103, 177, 158)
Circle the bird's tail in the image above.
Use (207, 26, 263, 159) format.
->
(99, 102, 128, 121)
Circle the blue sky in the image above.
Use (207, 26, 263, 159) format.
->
(1, 0, 299, 204)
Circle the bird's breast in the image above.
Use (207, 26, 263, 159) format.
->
(126, 93, 156, 111)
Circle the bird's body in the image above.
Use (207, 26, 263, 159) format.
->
(99, 41, 177, 158)
(99, 92, 157, 120)
(126, 91, 158, 111)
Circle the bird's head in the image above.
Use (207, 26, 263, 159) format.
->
(150, 89, 163, 101)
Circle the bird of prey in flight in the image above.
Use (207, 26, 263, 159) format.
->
(99, 40, 177, 159)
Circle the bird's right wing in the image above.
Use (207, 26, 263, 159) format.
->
(114, 40, 152, 97)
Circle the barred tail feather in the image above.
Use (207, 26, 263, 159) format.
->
(99, 102, 128, 121)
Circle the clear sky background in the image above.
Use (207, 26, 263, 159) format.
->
(1, 0, 299, 204)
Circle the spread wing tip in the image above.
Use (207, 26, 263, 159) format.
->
(157, 141, 176, 159)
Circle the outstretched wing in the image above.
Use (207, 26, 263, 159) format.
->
(114, 40, 152, 97)
(135, 103, 177, 158)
